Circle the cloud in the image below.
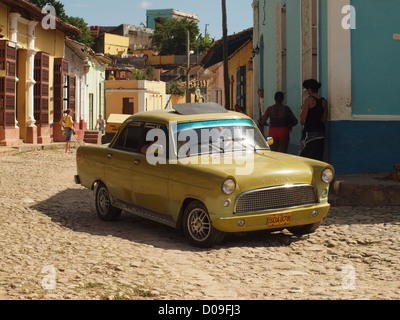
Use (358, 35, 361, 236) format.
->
(139, 1, 152, 9)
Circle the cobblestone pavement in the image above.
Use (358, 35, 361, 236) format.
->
(0, 149, 399, 300)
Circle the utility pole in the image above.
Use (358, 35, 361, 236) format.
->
(186, 29, 190, 103)
(222, 0, 230, 109)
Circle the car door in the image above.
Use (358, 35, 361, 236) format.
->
(130, 123, 170, 215)
(104, 122, 144, 203)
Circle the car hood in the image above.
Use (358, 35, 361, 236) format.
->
(179, 150, 323, 191)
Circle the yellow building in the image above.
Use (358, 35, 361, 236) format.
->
(228, 39, 253, 116)
(94, 33, 130, 56)
(0, 0, 81, 146)
(200, 28, 254, 117)
(105, 80, 166, 119)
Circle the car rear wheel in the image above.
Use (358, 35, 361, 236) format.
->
(95, 183, 122, 221)
(288, 220, 322, 236)
(183, 201, 225, 248)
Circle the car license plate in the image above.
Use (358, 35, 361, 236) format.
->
(268, 213, 292, 227)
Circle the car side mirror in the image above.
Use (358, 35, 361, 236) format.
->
(267, 137, 274, 146)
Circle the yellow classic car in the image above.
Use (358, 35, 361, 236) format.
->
(75, 103, 334, 247)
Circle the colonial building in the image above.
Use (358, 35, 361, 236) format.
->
(0, 0, 80, 146)
(201, 28, 254, 116)
(252, 0, 400, 174)
(90, 24, 154, 51)
(105, 79, 166, 120)
(65, 38, 110, 138)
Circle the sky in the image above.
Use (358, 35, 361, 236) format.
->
(60, 0, 253, 40)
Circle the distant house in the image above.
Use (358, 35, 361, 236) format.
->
(253, 0, 400, 174)
(201, 28, 254, 116)
(146, 9, 199, 30)
(65, 38, 110, 138)
(92, 33, 130, 56)
(0, 0, 81, 146)
(91, 24, 154, 51)
(105, 80, 166, 120)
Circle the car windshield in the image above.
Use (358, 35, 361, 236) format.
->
(172, 119, 269, 158)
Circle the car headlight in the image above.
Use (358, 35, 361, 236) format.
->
(222, 179, 236, 195)
(321, 168, 334, 184)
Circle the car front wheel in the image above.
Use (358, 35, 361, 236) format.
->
(95, 183, 122, 221)
(182, 201, 225, 248)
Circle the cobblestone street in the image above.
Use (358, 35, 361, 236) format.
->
(0, 148, 399, 300)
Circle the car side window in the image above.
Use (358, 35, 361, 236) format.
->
(112, 122, 145, 153)
(113, 126, 128, 150)
(125, 123, 146, 153)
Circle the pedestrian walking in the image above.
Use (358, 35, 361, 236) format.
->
(298, 79, 328, 161)
(260, 91, 298, 153)
(96, 115, 105, 134)
(59, 108, 75, 154)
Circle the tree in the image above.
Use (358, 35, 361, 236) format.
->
(28, 0, 68, 21)
(66, 16, 94, 47)
(151, 18, 213, 56)
(197, 34, 215, 55)
(27, 0, 94, 47)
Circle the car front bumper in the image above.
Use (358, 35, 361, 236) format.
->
(211, 203, 331, 233)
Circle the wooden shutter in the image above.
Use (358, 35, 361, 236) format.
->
(123, 98, 134, 115)
(34, 52, 50, 125)
(68, 75, 76, 122)
(53, 58, 69, 123)
(0, 40, 17, 128)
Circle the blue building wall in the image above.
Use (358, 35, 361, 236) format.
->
(258, 0, 303, 155)
(329, 0, 400, 174)
(146, 9, 174, 29)
(328, 121, 400, 174)
(351, 0, 400, 116)
(257, 0, 400, 174)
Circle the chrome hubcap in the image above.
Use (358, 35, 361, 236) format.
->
(187, 208, 211, 241)
(97, 187, 110, 215)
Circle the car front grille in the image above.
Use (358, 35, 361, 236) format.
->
(234, 184, 319, 214)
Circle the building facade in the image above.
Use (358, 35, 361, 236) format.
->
(92, 33, 130, 56)
(146, 9, 199, 30)
(253, 0, 400, 174)
(105, 80, 166, 120)
(65, 38, 109, 136)
(201, 28, 254, 117)
(0, 0, 80, 146)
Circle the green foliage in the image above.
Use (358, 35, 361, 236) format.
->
(151, 18, 211, 56)
(133, 69, 145, 80)
(28, 0, 68, 20)
(167, 80, 185, 96)
(197, 34, 215, 55)
(65, 16, 95, 47)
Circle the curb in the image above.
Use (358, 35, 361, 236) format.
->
(329, 174, 400, 206)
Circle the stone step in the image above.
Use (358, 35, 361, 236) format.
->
(83, 130, 102, 145)
(329, 174, 400, 206)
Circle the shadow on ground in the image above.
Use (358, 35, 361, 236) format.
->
(31, 188, 400, 251)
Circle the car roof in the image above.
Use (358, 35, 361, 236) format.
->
(125, 104, 252, 126)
